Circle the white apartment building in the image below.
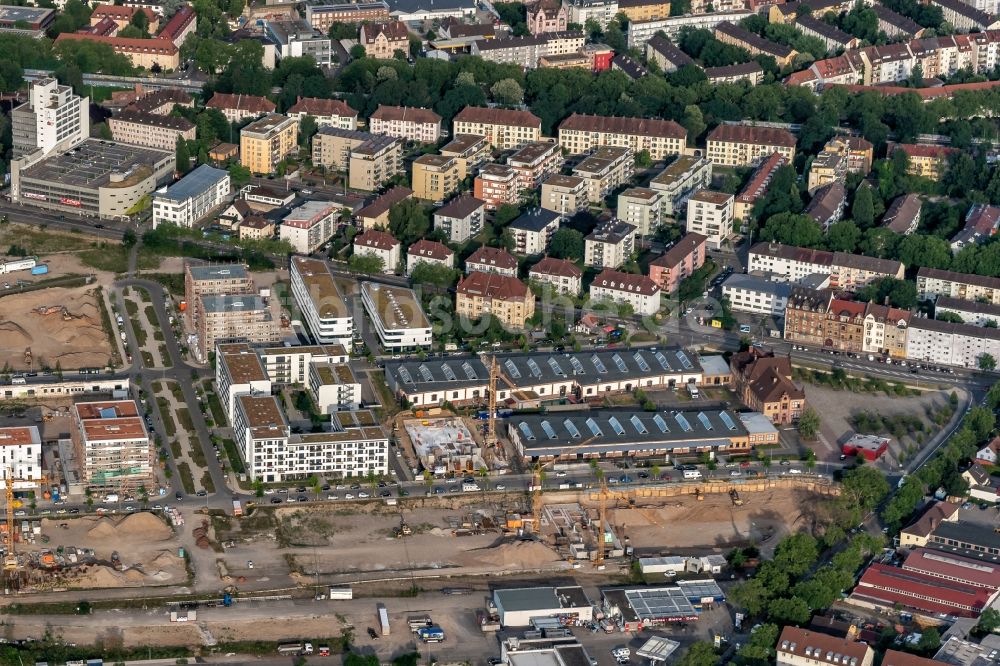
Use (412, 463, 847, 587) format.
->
(585, 219, 637, 269)
(626, 10, 754, 46)
(369, 104, 442, 143)
(569, 0, 618, 28)
(649, 156, 713, 218)
(935, 296, 1000, 327)
(466, 245, 519, 277)
(290, 255, 354, 347)
(452, 106, 542, 151)
(360, 282, 433, 350)
(510, 208, 560, 256)
(776, 627, 874, 666)
(308, 362, 361, 413)
(558, 113, 686, 161)
(233, 395, 389, 482)
(152, 164, 230, 230)
(589, 269, 661, 316)
(686, 189, 734, 250)
(433, 195, 486, 243)
(528, 256, 583, 296)
(0, 427, 43, 490)
(258, 344, 349, 385)
(917, 267, 1000, 305)
(280, 200, 339, 254)
(721, 273, 793, 316)
(215, 342, 273, 425)
(11, 77, 89, 159)
(353, 230, 401, 273)
(572, 145, 634, 204)
(72, 400, 152, 489)
(906, 318, 1000, 368)
(617, 187, 663, 237)
(406, 239, 454, 276)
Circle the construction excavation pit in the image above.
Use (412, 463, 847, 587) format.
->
(0, 285, 114, 371)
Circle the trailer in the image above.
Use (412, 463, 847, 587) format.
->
(30, 264, 48, 276)
(232, 500, 243, 517)
(377, 603, 390, 636)
(329, 586, 353, 599)
(408, 615, 433, 632)
(277, 643, 313, 655)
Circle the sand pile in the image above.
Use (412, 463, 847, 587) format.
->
(470, 540, 561, 569)
(152, 550, 181, 568)
(118, 512, 172, 541)
(87, 519, 118, 539)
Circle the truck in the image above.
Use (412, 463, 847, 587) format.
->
(417, 626, 445, 643)
(408, 615, 433, 631)
(232, 500, 243, 517)
(687, 384, 699, 399)
(462, 481, 480, 492)
(277, 643, 313, 656)
(378, 603, 390, 636)
(683, 469, 702, 480)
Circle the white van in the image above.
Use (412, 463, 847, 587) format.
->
(683, 469, 702, 480)
(11, 377, 25, 385)
(462, 482, 480, 492)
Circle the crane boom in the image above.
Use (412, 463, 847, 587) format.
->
(486, 355, 521, 449)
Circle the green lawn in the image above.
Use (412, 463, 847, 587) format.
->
(177, 462, 196, 494)
(155, 397, 177, 437)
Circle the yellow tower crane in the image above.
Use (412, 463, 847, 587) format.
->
(3, 467, 46, 571)
(485, 355, 519, 448)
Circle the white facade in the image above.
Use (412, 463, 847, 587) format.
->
(510, 210, 559, 256)
(12, 78, 89, 159)
(905, 319, 1000, 369)
(360, 282, 433, 350)
(569, 0, 618, 28)
(584, 220, 637, 269)
(721, 273, 791, 316)
(0, 427, 43, 491)
(280, 201, 339, 254)
(433, 198, 485, 243)
(216, 344, 273, 425)
(686, 190, 734, 250)
(748, 246, 830, 283)
(648, 156, 713, 218)
(308, 362, 361, 413)
(627, 10, 754, 45)
(353, 233, 401, 274)
(152, 164, 230, 229)
(290, 255, 354, 347)
(589, 271, 661, 316)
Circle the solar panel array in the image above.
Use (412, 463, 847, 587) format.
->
(612, 354, 627, 372)
(654, 351, 670, 370)
(570, 356, 585, 375)
(548, 358, 564, 376)
(653, 414, 669, 433)
(398, 367, 413, 384)
(623, 588, 697, 620)
(462, 362, 478, 380)
(418, 364, 433, 382)
(591, 354, 607, 374)
(675, 350, 693, 370)
(527, 359, 542, 378)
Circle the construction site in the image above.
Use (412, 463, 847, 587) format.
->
(0, 284, 114, 371)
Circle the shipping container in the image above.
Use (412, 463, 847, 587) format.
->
(30, 264, 48, 275)
(329, 586, 353, 599)
(378, 603, 390, 636)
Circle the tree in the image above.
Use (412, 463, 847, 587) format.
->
(228, 163, 251, 187)
(975, 608, 1000, 635)
(410, 261, 460, 288)
(299, 114, 318, 147)
(768, 596, 811, 625)
(826, 220, 860, 252)
(798, 407, 820, 440)
(634, 150, 653, 168)
(773, 533, 819, 578)
(348, 253, 385, 274)
(550, 228, 584, 260)
(129, 8, 150, 36)
(122, 229, 137, 249)
(856, 277, 918, 309)
(677, 643, 717, 666)
(490, 78, 524, 105)
(349, 44, 367, 60)
(979, 353, 997, 371)
(916, 628, 941, 653)
(175, 137, 191, 175)
(761, 212, 823, 247)
(388, 198, 432, 247)
(681, 104, 706, 143)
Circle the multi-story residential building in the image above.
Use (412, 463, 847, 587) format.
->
(585, 219, 637, 269)
(0, 427, 42, 491)
(290, 255, 353, 346)
(452, 107, 542, 150)
(806, 150, 847, 193)
(648, 156, 713, 219)
(510, 208, 560, 255)
(617, 187, 663, 236)
(53, 33, 179, 69)
(360, 20, 409, 58)
(456, 271, 535, 328)
(304, 1, 390, 31)
(280, 201, 339, 254)
(109, 110, 195, 151)
(730, 349, 805, 424)
(471, 32, 585, 68)
(412, 154, 462, 202)
(206, 92, 276, 123)
(734, 152, 786, 223)
(369, 105, 442, 143)
(183, 262, 253, 327)
(360, 282, 433, 350)
(804, 181, 847, 231)
(748, 242, 905, 289)
(589, 269, 661, 316)
(706, 124, 796, 167)
(266, 19, 332, 65)
(349, 134, 403, 191)
(256, 345, 349, 386)
(354, 229, 401, 273)
(11, 78, 89, 160)
(618, 0, 672, 21)
(434, 195, 486, 243)
(862, 302, 911, 359)
(440, 134, 490, 172)
(929, 0, 1000, 31)
(892, 142, 959, 179)
(508, 142, 563, 191)
(90, 3, 158, 30)
(626, 10, 754, 45)
(197, 294, 279, 360)
(541, 174, 588, 219)
(572, 146, 633, 204)
(721, 272, 793, 316)
(474, 164, 520, 210)
(215, 342, 273, 424)
(645, 33, 695, 71)
(122, 88, 193, 116)
(951, 204, 1000, 253)
(936, 296, 1000, 327)
(648, 232, 706, 294)
(528, 256, 583, 296)
(287, 97, 358, 129)
(776, 627, 874, 666)
(881, 193, 922, 235)
(714, 21, 797, 66)
(795, 14, 858, 52)
(917, 267, 1000, 304)
(907, 317, 1000, 368)
(152, 164, 230, 230)
(686, 190, 734, 250)
(406, 239, 454, 275)
(568, 0, 618, 29)
(611, 53, 649, 80)
(355, 186, 411, 231)
(72, 400, 152, 489)
(308, 361, 362, 413)
(872, 4, 925, 39)
(311, 127, 368, 170)
(784, 289, 911, 357)
(157, 4, 195, 45)
(704, 62, 765, 84)
(558, 113, 686, 161)
(240, 114, 298, 175)
(466, 245, 519, 276)
(526, 0, 568, 34)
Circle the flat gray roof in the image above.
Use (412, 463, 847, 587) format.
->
(495, 586, 591, 612)
(188, 263, 249, 282)
(722, 272, 793, 298)
(20, 139, 171, 190)
(158, 164, 228, 202)
(201, 294, 269, 314)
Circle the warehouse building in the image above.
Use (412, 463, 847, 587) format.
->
(360, 282, 432, 351)
(507, 409, 772, 461)
(493, 586, 594, 627)
(601, 581, 724, 630)
(12, 139, 174, 220)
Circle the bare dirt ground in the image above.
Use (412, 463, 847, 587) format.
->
(21, 514, 186, 591)
(0, 284, 113, 371)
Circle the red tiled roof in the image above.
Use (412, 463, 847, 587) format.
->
(592, 269, 659, 296)
(362, 20, 409, 43)
(454, 106, 542, 129)
(650, 232, 707, 269)
(408, 239, 453, 261)
(158, 5, 193, 41)
(467, 246, 517, 271)
(55, 32, 178, 54)
(777, 627, 872, 666)
(371, 104, 441, 125)
(457, 271, 531, 301)
(92, 3, 156, 21)
(708, 124, 797, 148)
(288, 97, 357, 118)
(901, 500, 959, 539)
(206, 93, 276, 114)
(902, 548, 1000, 590)
(894, 143, 958, 159)
(558, 112, 685, 140)
(737, 152, 787, 204)
(356, 187, 413, 220)
(355, 229, 399, 250)
(882, 650, 944, 666)
(853, 562, 991, 616)
(529, 256, 583, 279)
